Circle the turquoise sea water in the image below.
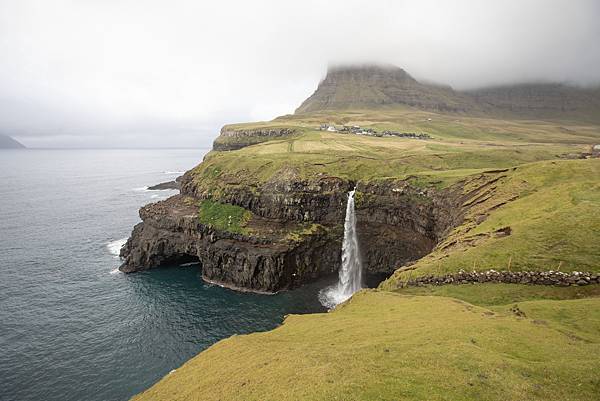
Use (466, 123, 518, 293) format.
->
(0, 149, 334, 401)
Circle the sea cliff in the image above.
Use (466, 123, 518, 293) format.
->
(120, 154, 481, 292)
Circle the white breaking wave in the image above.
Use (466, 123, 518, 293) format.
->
(163, 170, 184, 175)
(319, 188, 364, 309)
(107, 238, 127, 275)
(107, 238, 128, 258)
(133, 186, 149, 192)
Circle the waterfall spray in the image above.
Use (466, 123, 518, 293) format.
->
(319, 188, 363, 308)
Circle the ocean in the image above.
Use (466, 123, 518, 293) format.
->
(0, 149, 330, 401)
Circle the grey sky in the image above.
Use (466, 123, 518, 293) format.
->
(1, 0, 599, 148)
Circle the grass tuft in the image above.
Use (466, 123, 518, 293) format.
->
(198, 200, 252, 234)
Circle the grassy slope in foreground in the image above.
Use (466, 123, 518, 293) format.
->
(132, 288, 600, 401)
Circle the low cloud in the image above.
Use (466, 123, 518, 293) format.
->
(1, 0, 599, 147)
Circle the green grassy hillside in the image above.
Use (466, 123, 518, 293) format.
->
(133, 288, 600, 401)
(381, 158, 600, 289)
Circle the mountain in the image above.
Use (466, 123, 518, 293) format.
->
(296, 64, 600, 122)
(296, 64, 474, 114)
(466, 83, 600, 121)
(0, 134, 26, 149)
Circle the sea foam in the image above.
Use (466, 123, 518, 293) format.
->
(107, 238, 128, 258)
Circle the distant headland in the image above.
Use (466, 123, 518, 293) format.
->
(0, 134, 26, 149)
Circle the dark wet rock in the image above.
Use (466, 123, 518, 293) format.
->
(120, 195, 341, 293)
(181, 173, 353, 223)
(148, 181, 181, 190)
(120, 171, 472, 292)
(148, 175, 183, 190)
(353, 180, 464, 274)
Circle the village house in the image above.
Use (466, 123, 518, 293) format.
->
(319, 123, 431, 140)
(319, 123, 338, 132)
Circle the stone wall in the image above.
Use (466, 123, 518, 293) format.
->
(400, 269, 599, 287)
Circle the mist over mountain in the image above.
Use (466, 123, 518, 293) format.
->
(466, 83, 600, 121)
(1, 0, 599, 147)
(296, 64, 600, 122)
(296, 65, 474, 114)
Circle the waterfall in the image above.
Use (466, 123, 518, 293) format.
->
(319, 188, 363, 308)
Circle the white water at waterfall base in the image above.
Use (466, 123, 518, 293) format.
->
(319, 189, 364, 309)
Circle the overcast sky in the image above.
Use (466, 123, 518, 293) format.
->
(1, 0, 599, 148)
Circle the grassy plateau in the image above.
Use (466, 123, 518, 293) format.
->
(190, 108, 598, 193)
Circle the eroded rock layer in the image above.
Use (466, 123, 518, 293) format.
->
(120, 170, 478, 292)
(120, 195, 341, 293)
(212, 127, 297, 151)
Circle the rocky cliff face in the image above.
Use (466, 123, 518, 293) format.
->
(180, 173, 352, 223)
(120, 167, 477, 292)
(120, 195, 342, 293)
(355, 181, 464, 273)
(212, 126, 297, 151)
